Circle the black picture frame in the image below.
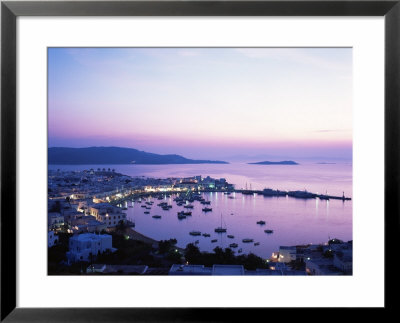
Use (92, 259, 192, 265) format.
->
(1, 0, 399, 321)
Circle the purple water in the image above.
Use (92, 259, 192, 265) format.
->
(49, 162, 352, 258)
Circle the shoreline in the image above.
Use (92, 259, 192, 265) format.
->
(122, 227, 185, 253)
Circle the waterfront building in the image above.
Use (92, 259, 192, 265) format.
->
(89, 203, 127, 228)
(278, 246, 297, 263)
(66, 233, 114, 263)
(62, 209, 84, 224)
(70, 216, 107, 233)
(305, 258, 342, 275)
(333, 251, 353, 274)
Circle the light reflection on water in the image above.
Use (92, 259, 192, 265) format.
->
(126, 192, 352, 259)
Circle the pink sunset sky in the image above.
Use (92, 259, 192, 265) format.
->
(48, 48, 352, 161)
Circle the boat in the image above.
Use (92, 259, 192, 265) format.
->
(184, 204, 194, 209)
(194, 240, 199, 244)
(201, 201, 211, 205)
(144, 211, 150, 214)
(141, 205, 147, 208)
(288, 190, 316, 199)
(254, 242, 260, 246)
(227, 235, 235, 239)
(214, 213, 227, 233)
(129, 205, 133, 208)
(177, 214, 186, 220)
(214, 227, 227, 233)
(183, 211, 192, 216)
(242, 238, 253, 243)
(263, 188, 287, 197)
(202, 207, 212, 212)
(202, 233, 211, 237)
(211, 239, 218, 243)
(256, 220, 266, 225)
(229, 243, 238, 248)
(264, 229, 274, 234)
(228, 196, 235, 199)
(152, 215, 161, 219)
(189, 231, 201, 236)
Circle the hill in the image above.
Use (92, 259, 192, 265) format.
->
(48, 147, 229, 165)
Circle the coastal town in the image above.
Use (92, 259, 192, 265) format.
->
(48, 169, 352, 275)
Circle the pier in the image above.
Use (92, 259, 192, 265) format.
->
(235, 189, 351, 201)
(110, 188, 351, 206)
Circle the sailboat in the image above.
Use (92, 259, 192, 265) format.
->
(242, 182, 253, 195)
(214, 213, 227, 233)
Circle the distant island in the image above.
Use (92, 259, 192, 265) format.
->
(248, 160, 299, 165)
(48, 147, 229, 165)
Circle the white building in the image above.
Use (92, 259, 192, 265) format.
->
(305, 258, 341, 275)
(48, 231, 59, 248)
(66, 233, 115, 263)
(278, 246, 297, 263)
(333, 251, 352, 274)
(48, 212, 64, 230)
(90, 203, 127, 228)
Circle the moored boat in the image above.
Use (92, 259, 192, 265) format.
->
(214, 213, 227, 233)
(189, 231, 201, 236)
(242, 238, 253, 243)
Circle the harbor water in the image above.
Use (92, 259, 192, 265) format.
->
(49, 162, 352, 258)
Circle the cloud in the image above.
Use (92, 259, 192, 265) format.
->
(235, 48, 352, 72)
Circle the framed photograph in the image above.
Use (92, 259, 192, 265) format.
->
(1, 0, 398, 320)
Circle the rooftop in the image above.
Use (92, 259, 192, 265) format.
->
(212, 265, 245, 275)
(71, 233, 110, 242)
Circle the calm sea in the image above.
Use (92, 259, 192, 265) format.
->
(49, 162, 352, 258)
